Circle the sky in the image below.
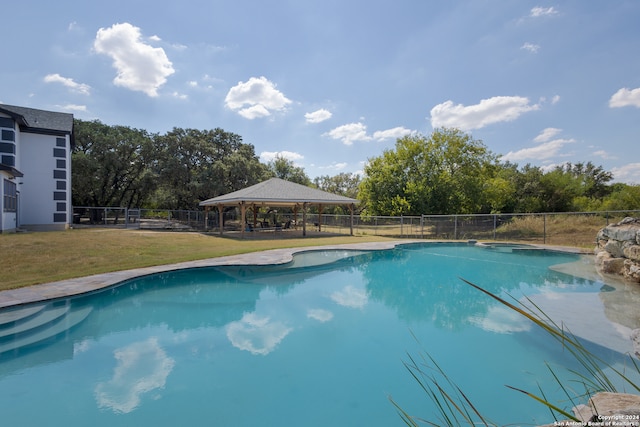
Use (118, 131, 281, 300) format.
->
(1, 0, 639, 183)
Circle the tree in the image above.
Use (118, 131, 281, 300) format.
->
(359, 128, 498, 215)
(313, 172, 361, 199)
(152, 128, 267, 210)
(72, 119, 157, 209)
(266, 155, 312, 186)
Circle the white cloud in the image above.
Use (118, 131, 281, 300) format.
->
(530, 6, 558, 17)
(533, 127, 562, 143)
(305, 108, 332, 124)
(372, 126, 413, 141)
(259, 150, 304, 163)
(318, 162, 348, 171)
(612, 163, 640, 184)
(44, 73, 91, 95)
(430, 96, 540, 131)
(502, 138, 575, 162)
(226, 313, 292, 356)
(330, 285, 368, 309)
(325, 123, 414, 145)
(470, 305, 531, 334)
(307, 308, 333, 322)
(609, 87, 640, 108)
(95, 338, 175, 414)
(93, 22, 175, 97)
(325, 122, 372, 145)
(56, 104, 88, 112)
(551, 95, 561, 104)
(225, 76, 292, 119)
(592, 150, 616, 160)
(521, 42, 540, 53)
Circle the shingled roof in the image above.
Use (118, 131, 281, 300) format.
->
(0, 104, 74, 135)
(199, 177, 359, 207)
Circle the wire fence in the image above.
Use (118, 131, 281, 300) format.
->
(72, 207, 640, 247)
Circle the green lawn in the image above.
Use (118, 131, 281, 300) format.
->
(0, 229, 395, 290)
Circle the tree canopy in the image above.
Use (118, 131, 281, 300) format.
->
(72, 120, 639, 215)
(359, 128, 499, 215)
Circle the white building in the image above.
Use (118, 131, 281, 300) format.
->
(0, 104, 74, 232)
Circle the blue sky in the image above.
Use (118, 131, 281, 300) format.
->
(2, 1, 639, 183)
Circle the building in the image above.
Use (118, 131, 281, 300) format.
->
(0, 104, 74, 232)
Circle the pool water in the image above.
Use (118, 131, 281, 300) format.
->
(0, 243, 633, 426)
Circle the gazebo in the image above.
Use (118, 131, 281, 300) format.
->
(199, 177, 359, 237)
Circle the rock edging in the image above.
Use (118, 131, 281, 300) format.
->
(595, 217, 640, 283)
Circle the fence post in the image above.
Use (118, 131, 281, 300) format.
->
(401, 215, 404, 237)
(420, 215, 424, 239)
(493, 214, 497, 240)
(454, 215, 458, 240)
(543, 214, 547, 244)
(125, 207, 129, 228)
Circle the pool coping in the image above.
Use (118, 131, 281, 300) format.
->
(0, 240, 590, 310)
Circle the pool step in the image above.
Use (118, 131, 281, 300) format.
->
(0, 305, 70, 339)
(0, 304, 46, 327)
(0, 306, 92, 354)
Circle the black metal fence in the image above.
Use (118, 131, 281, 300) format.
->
(72, 206, 639, 247)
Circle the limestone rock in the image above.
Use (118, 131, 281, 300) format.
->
(624, 245, 640, 262)
(540, 392, 640, 427)
(596, 251, 626, 275)
(626, 259, 640, 282)
(595, 217, 640, 284)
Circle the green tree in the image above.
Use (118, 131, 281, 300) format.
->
(152, 128, 267, 209)
(359, 128, 498, 215)
(72, 119, 157, 208)
(313, 172, 361, 199)
(266, 155, 312, 185)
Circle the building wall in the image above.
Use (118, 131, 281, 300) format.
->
(18, 132, 71, 231)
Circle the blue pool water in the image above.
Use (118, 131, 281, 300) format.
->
(0, 243, 633, 426)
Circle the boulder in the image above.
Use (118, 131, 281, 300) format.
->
(540, 392, 640, 427)
(595, 218, 640, 284)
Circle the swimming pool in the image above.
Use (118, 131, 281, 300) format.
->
(0, 242, 635, 425)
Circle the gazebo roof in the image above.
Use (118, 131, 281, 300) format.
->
(199, 177, 359, 207)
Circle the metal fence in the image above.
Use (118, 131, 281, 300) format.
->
(72, 206, 640, 247)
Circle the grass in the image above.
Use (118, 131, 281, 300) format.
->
(0, 229, 396, 291)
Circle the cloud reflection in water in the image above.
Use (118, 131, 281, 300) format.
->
(95, 337, 175, 414)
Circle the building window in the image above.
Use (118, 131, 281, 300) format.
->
(3, 179, 17, 212)
(53, 148, 66, 158)
(1, 154, 15, 167)
(0, 117, 14, 128)
(56, 159, 66, 169)
(0, 142, 15, 153)
(1, 129, 15, 141)
(56, 137, 66, 147)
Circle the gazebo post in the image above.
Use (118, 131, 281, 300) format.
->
(218, 205, 224, 235)
(318, 204, 323, 232)
(240, 201, 246, 238)
(252, 204, 258, 228)
(302, 202, 307, 237)
(350, 203, 354, 236)
(204, 206, 209, 231)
